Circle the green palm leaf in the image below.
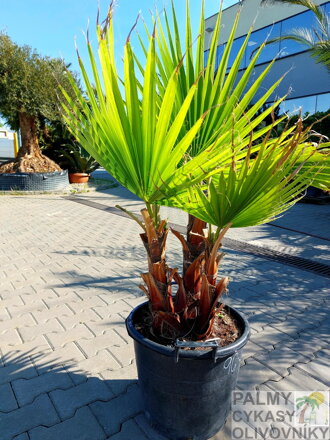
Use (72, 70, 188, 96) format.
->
(61, 8, 228, 203)
(61, 1, 329, 228)
(159, 126, 329, 228)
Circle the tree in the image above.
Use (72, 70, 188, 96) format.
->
(296, 392, 325, 424)
(0, 33, 77, 173)
(61, 2, 329, 340)
(261, 0, 330, 69)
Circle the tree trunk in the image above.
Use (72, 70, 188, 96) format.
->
(18, 112, 43, 158)
(299, 403, 309, 424)
(183, 214, 206, 275)
(0, 112, 61, 173)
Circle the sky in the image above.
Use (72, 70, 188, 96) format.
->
(0, 0, 237, 77)
(0, 0, 237, 128)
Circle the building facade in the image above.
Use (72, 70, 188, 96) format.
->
(204, 0, 330, 115)
(0, 129, 15, 160)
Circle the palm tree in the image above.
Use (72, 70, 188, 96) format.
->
(296, 392, 325, 424)
(61, 1, 329, 341)
(261, 0, 330, 70)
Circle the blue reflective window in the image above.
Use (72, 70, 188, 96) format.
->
(279, 10, 314, 57)
(215, 44, 225, 70)
(280, 95, 317, 115)
(246, 23, 281, 65)
(204, 50, 210, 67)
(316, 93, 330, 112)
(227, 36, 246, 69)
(320, 2, 328, 13)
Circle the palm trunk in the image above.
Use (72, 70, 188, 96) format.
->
(184, 214, 207, 275)
(299, 403, 309, 424)
(139, 209, 230, 341)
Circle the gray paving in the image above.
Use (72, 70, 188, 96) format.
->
(0, 185, 329, 440)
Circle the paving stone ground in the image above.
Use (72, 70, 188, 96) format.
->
(0, 184, 329, 440)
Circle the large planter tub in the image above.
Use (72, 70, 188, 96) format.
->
(0, 170, 69, 191)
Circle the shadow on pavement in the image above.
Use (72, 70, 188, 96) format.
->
(1, 350, 145, 440)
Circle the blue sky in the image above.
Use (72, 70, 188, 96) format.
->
(0, 0, 236, 76)
(0, 0, 237, 128)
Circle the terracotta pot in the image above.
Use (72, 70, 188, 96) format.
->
(69, 173, 90, 184)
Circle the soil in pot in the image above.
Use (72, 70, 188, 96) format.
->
(135, 302, 241, 348)
(69, 173, 90, 184)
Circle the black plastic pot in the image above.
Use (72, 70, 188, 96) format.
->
(126, 301, 250, 440)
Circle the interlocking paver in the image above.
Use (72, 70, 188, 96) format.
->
(81, 314, 127, 337)
(276, 333, 328, 360)
(67, 349, 122, 379)
(117, 417, 155, 440)
(261, 366, 328, 395)
(76, 330, 125, 357)
(252, 345, 310, 376)
(32, 304, 74, 323)
(107, 343, 135, 368)
(50, 377, 113, 419)
(19, 318, 64, 343)
(0, 383, 18, 412)
(0, 357, 38, 386)
(236, 359, 282, 390)
(0, 314, 35, 333)
(295, 356, 330, 386)
(0, 328, 22, 346)
(46, 324, 95, 348)
(303, 319, 330, 342)
(250, 326, 294, 350)
(1, 188, 329, 440)
(12, 434, 29, 440)
(90, 384, 143, 436)
(29, 406, 106, 440)
(91, 301, 133, 319)
(12, 369, 73, 406)
(99, 363, 138, 395)
(268, 317, 322, 339)
(58, 309, 101, 329)
(30, 342, 86, 374)
(240, 340, 266, 362)
(0, 394, 59, 440)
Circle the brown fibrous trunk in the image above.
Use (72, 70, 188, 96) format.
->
(139, 209, 230, 341)
(0, 113, 61, 173)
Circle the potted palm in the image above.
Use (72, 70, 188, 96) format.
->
(59, 144, 99, 183)
(61, 2, 329, 439)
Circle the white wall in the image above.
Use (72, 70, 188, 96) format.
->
(0, 130, 15, 159)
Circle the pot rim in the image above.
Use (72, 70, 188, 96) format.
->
(126, 301, 250, 359)
(0, 170, 67, 176)
(68, 172, 90, 177)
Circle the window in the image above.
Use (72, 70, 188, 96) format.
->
(279, 95, 317, 115)
(316, 93, 330, 112)
(205, 2, 330, 70)
(279, 10, 314, 57)
(227, 36, 246, 69)
(215, 44, 225, 70)
(246, 23, 281, 65)
(204, 49, 210, 67)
